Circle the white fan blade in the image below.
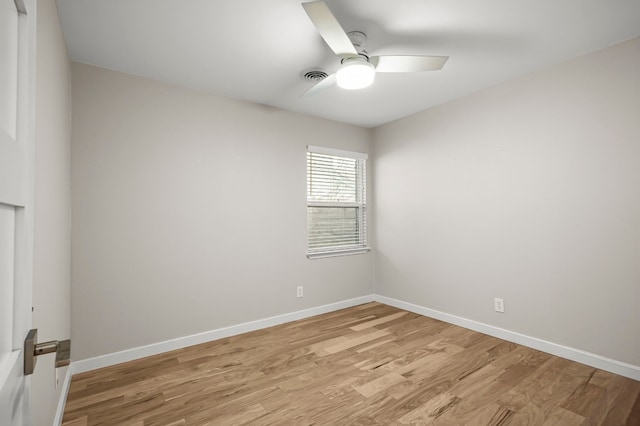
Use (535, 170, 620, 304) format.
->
(301, 74, 336, 97)
(371, 55, 449, 72)
(302, 1, 358, 58)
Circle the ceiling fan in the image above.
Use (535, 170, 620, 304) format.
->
(302, 1, 449, 96)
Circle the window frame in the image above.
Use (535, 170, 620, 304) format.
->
(306, 145, 370, 259)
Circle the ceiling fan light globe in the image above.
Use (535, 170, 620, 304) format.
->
(336, 60, 375, 90)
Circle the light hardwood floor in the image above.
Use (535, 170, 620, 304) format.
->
(62, 302, 640, 425)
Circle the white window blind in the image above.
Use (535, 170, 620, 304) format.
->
(307, 146, 368, 258)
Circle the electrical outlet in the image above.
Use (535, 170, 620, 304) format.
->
(297, 286, 303, 298)
(494, 298, 505, 313)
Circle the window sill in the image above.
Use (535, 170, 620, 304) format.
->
(307, 247, 371, 260)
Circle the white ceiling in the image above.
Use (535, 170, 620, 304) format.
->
(55, 0, 640, 128)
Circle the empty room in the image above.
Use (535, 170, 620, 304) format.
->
(1, 0, 639, 425)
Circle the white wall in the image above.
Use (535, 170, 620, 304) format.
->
(68, 33, 639, 372)
(70, 63, 373, 361)
(373, 37, 640, 367)
(32, 0, 72, 424)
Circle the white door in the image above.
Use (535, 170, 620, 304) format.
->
(0, 0, 36, 424)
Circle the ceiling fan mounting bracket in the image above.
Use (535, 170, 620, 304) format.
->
(347, 31, 367, 53)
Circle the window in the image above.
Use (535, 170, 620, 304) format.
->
(307, 145, 369, 258)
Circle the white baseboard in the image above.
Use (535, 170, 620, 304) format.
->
(69, 292, 640, 382)
(53, 366, 72, 426)
(374, 294, 640, 381)
(72, 295, 374, 374)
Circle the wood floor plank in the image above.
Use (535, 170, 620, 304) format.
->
(598, 375, 640, 425)
(628, 390, 640, 426)
(62, 416, 88, 426)
(352, 371, 408, 398)
(465, 403, 514, 426)
(398, 391, 460, 425)
(350, 312, 409, 331)
(62, 302, 640, 425)
(324, 329, 392, 354)
(540, 407, 584, 426)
